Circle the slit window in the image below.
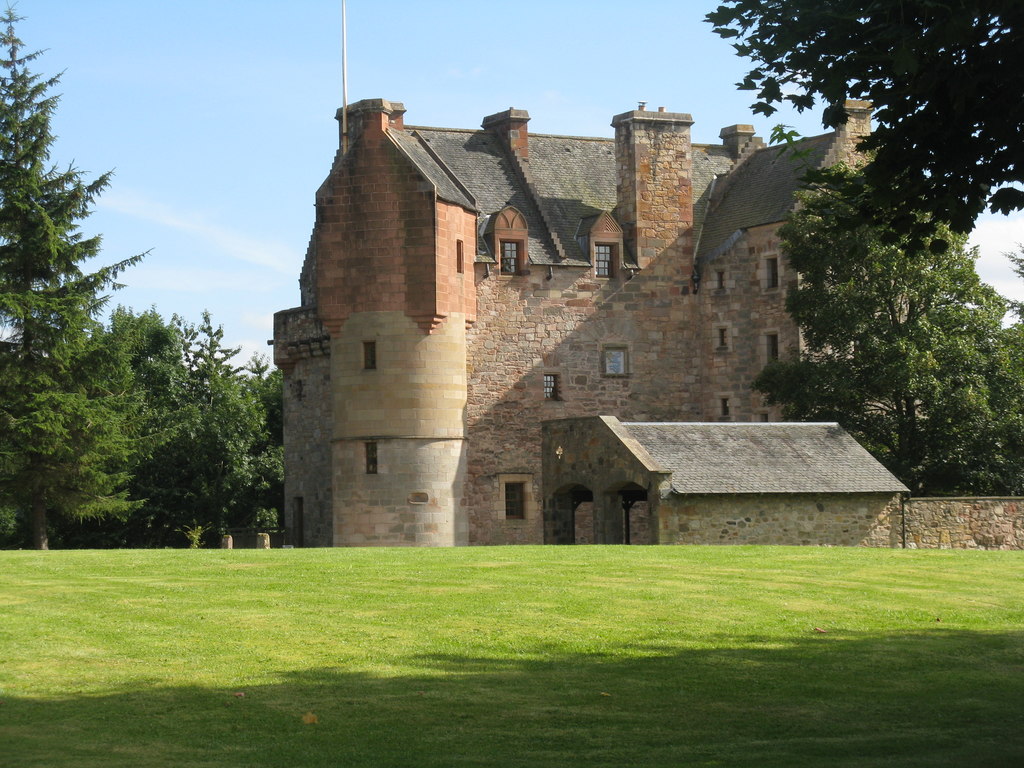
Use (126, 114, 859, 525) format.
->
(766, 333, 779, 360)
(365, 442, 378, 474)
(456, 239, 465, 274)
(716, 270, 726, 289)
(720, 398, 731, 418)
(363, 341, 377, 370)
(766, 257, 779, 289)
(717, 327, 728, 349)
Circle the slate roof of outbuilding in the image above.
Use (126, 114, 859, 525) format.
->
(697, 133, 834, 261)
(619, 422, 908, 495)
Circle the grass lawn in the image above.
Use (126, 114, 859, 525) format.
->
(1, 546, 1022, 767)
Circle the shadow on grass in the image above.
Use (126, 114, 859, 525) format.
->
(3, 629, 1022, 768)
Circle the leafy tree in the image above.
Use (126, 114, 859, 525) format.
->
(754, 171, 1024, 496)
(59, 309, 283, 548)
(707, 1, 1024, 241)
(0, 11, 143, 548)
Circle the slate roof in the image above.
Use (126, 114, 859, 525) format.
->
(619, 422, 908, 495)
(394, 123, 741, 267)
(697, 133, 834, 261)
(408, 127, 561, 264)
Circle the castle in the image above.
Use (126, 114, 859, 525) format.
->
(272, 97, 874, 547)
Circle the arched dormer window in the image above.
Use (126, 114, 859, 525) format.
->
(576, 212, 624, 279)
(485, 206, 529, 276)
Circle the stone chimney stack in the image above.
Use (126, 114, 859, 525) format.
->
(612, 106, 695, 270)
(482, 108, 531, 163)
(719, 124, 762, 161)
(336, 98, 406, 149)
(833, 99, 873, 166)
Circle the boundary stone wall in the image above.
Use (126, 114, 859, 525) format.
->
(903, 497, 1023, 550)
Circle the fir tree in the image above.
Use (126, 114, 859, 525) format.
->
(0, 10, 143, 548)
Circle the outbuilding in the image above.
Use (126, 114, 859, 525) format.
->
(541, 417, 908, 546)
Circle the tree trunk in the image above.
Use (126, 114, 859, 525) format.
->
(31, 493, 49, 550)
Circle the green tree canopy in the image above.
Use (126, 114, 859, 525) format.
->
(0, 11, 143, 548)
(50, 309, 284, 549)
(707, 1, 1024, 240)
(754, 170, 1024, 496)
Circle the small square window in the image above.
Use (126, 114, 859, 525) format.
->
(543, 373, 560, 400)
(363, 341, 377, 370)
(602, 347, 629, 376)
(594, 243, 615, 278)
(766, 257, 779, 289)
(504, 482, 525, 519)
(365, 441, 378, 474)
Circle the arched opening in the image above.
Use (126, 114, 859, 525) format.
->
(603, 482, 651, 545)
(545, 484, 594, 544)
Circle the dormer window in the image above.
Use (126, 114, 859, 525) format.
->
(577, 212, 624, 279)
(486, 206, 529, 276)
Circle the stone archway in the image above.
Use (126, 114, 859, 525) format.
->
(545, 484, 594, 544)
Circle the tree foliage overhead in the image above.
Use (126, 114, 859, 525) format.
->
(754, 170, 1024, 496)
(0, 10, 143, 548)
(707, 1, 1024, 238)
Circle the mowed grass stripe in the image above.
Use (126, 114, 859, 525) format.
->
(1, 546, 1021, 767)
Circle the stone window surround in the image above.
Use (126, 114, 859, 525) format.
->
(593, 241, 618, 279)
(763, 256, 780, 291)
(601, 345, 630, 377)
(499, 473, 536, 523)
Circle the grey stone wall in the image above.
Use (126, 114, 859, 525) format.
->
(659, 493, 900, 547)
(903, 497, 1024, 549)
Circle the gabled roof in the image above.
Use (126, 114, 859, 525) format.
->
(391, 122, 742, 267)
(619, 421, 908, 495)
(697, 133, 833, 261)
(408, 127, 561, 264)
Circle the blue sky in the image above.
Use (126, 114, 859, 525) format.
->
(16, 0, 1023, 361)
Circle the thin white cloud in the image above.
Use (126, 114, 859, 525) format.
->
(98, 190, 298, 273)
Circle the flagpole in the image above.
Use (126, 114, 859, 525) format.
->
(341, 0, 349, 154)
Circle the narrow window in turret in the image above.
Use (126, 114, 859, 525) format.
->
(365, 442, 378, 474)
(363, 341, 376, 370)
(716, 270, 726, 290)
(456, 239, 465, 274)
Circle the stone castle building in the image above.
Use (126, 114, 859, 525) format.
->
(273, 97, 874, 547)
